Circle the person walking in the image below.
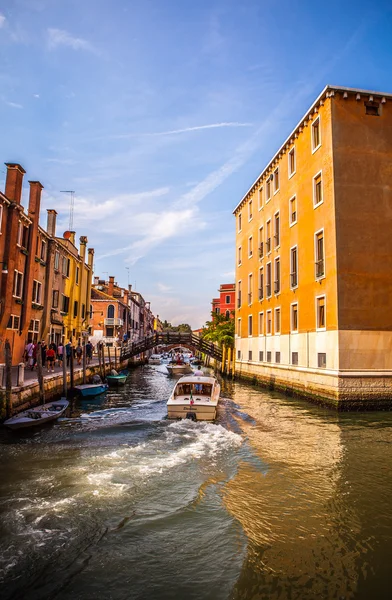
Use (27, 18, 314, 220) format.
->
(57, 343, 64, 367)
(75, 344, 83, 365)
(86, 341, 93, 365)
(30, 343, 38, 370)
(41, 342, 47, 370)
(25, 341, 34, 367)
(46, 346, 56, 373)
(65, 342, 72, 367)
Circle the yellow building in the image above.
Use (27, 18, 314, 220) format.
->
(56, 232, 94, 344)
(234, 85, 392, 409)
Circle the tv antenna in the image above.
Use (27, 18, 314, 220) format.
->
(60, 190, 75, 230)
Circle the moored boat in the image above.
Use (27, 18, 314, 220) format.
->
(149, 354, 163, 365)
(167, 375, 220, 421)
(106, 373, 127, 386)
(4, 398, 69, 430)
(75, 383, 109, 397)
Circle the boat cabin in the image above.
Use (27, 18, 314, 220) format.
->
(174, 382, 212, 397)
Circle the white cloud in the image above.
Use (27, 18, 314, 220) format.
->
(33, 93, 40, 98)
(111, 122, 253, 139)
(157, 283, 172, 293)
(47, 28, 97, 53)
(5, 100, 23, 109)
(0, 14, 6, 28)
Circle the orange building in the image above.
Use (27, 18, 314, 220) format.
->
(234, 85, 392, 409)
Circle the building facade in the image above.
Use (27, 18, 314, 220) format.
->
(0, 163, 93, 365)
(234, 85, 392, 408)
(211, 283, 235, 319)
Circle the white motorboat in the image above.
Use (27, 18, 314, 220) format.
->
(4, 398, 69, 430)
(166, 362, 193, 375)
(167, 375, 221, 421)
(149, 354, 163, 365)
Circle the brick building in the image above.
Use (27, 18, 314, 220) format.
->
(211, 283, 235, 319)
(234, 85, 392, 408)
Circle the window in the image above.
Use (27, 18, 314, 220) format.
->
(62, 257, 70, 277)
(238, 213, 242, 232)
(258, 227, 264, 258)
(290, 246, 298, 288)
(365, 101, 380, 116)
(225, 310, 230, 319)
(292, 352, 298, 365)
(313, 172, 323, 207)
(238, 246, 242, 266)
(266, 220, 271, 253)
(274, 212, 280, 248)
(248, 315, 253, 336)
(28, 319, 40, 343)
(237, 350, 241, 360)
(248, 274, 253, 305)
(248, 199, 253, 221)
(107, 304, 115, 318)
(13, 270, 23, 298)
(32, 280, 42, 304)
(266, 310, 272, 335)
(274, 167, 280, 193)
(275, 351, 281, 364)
(258, 186, 263, 210)
(258, 267, 264, 300)
(266, 262, 272, 297)
(259, 351, 264, 362)
(73, 300, 79, 318)
(237, 318, 241, 336)
(7, 315, 20, 330)
(274, 257, 280, 294)
(215, 307, 220, 315)
(0, 204, 3, 231)
(275, 308, 281, 334)
(40, 239, 47, 262)
(17, 222, 23, 246)
(17, 222, 29, 248)
(225, 295, 230, 304)
(289, 196, 297, 225)
(312, 116, 321, 151)
(258, 312, 264, 335)
(315, 230, 325, 278)
(248, 236, 253, 258)
(82, 304, 86, 319)
(316, 296, 326, 330)
(318, 353, 327, 368)
(76, 266, 80, 285)
(106, 327, 114, 337)
(54, 251, 60, 271)
(61, 294, 70, 314)
(291, 303, 298, 333)
(266, 178, 271, 201)
(52, 290, 59, 308)
(288, 147, 296, 177)
(248, 350, 253, 361)
(267, 351, 272, 362)
(237, 281, 242, 308)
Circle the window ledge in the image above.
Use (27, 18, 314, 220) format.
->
(313, 201, 324, 209)
(312, 144, 321, 154)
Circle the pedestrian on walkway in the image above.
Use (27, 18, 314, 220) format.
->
(76, 344, 83, 365)
(65, 342, 72, 367)
(41, 342, 47, 369)
(86, 341, 93, 365)
(57, 343, 64, 367)
(46, 347, 56, 372)
(30, 343, 38, 370)
(25, 341, 34, 367)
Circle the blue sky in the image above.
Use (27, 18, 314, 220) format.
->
(1, 0, 392, 328)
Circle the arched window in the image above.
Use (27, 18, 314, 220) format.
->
(107, 304, 115, 318)
(225, 310, 230, 319)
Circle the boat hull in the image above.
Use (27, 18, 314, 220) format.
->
(167, 402, 217, 421)
(75, 384, 109, 397)
(4, 399, 69, 430)
(106, 375, 127, 386)
(166, 364, 192, 375)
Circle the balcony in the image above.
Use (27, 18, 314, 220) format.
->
(315, 259, 325, 278)
(104, 318, 124, 326)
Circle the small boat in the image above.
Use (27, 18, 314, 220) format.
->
(149, 354, 163, 365)
(74, 383, 109, 397)
(106, 373, 127, 386)
(166, 362, 193, 375)
(167, 375, 220, 421)
(4, 398, 69, 430)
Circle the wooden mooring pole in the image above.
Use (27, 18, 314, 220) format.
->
(70, 346, 75, 391)
(82, 342, 87, 384)
(4, 339, 12, 418)
(107, 346, 112, 372)
(98, 343, 103, 379)
(62, 346, 67, 397)
(114, 346, 118, 371)
(36, 342, 45, 404)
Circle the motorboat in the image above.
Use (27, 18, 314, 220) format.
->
(167, 375, 220, 421)
(149, 354, 163, 365)
(4, 398, 69, 430)
(74, 383, 109, 397)
(166, 362, 193, 376)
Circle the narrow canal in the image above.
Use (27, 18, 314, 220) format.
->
(1, 363, 392, 600)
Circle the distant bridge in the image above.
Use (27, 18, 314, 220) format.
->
(120, 331, 222, 362)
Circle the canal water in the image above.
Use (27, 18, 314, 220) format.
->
(1, 364, 392, 600)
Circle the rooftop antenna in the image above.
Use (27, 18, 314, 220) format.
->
(125, 267, 130, 287)
(60, 190, 75, 230)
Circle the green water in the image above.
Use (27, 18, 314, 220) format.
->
(1, 363, 392, 599)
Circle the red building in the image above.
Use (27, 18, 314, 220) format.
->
(211, 283, 235, 319)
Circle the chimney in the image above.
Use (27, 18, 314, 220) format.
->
(128, 284, 132, 293)
(88, 247, 94, 270)
(108, 276, 115, 297)
(124, 288, 129, 304)
(94, 276, 99, 285)
(79, 236, 87, 264)
(46, 209, 57, 237)
(5, 163, 26, 204)
(28, 181, 44, 218)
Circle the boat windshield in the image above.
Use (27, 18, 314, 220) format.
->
(174, 383, 212, 397)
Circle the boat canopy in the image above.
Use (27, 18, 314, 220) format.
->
(174, 382, 213, 397)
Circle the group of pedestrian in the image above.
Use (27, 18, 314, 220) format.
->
(24, 340, 94, 372)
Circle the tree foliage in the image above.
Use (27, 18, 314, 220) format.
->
(162, 321, 192, 333)
(201, 311, 234, 348)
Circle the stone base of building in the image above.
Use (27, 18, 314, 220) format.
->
(234, 361, 392, 410)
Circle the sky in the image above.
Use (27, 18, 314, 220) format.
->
(1, 0, 392, 328)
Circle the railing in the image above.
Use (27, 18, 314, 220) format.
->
(120, 331, 222, 362)
(315, 259, 325, 278)
(104, 318, 124, 326)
